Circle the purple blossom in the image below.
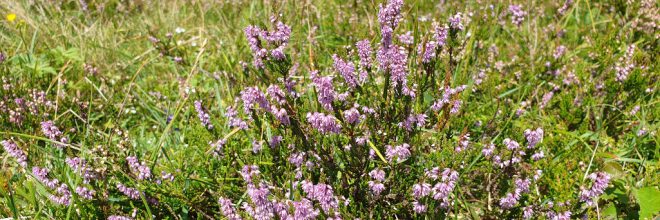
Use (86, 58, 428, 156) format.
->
(306, 112, 341, 134)
(332, 54, 358, 88)
(579, 172, 610, 206)
(266, 85, 287, 105)
(385, 143, 411, 163)
(117, 183, 141, 200)
(41, 120, 65, 148)
(75, 186, 95, 200)
(412, 201, 427, 213)
(126, 156, 151, 180)
(368, 181, 385, 196)
(310, 71, 336, 111)
(524, 128, 544, 148)
(508, 4, 527, 26)
(455, 133, 470, 152)
(225, 106, 248, 130)
(398, 31, 414, 45)
(343, 107, 362, 125)
(523, 206, 534, 219)
(50, 183, 71, 206)
(108, 216, 132, 220)
(219, 197, 243, 220)
(65, 157, 96, 183)
(369, 169, 386, 181)
(378, 0, 403, 50)
(449, 13, 464, 30)
(32, 166, 59, 189)
(300, 181, 341, 214)
(499, 192, 519, 209)
(615, 45, 636, 82)
(240, 165, 261, 183)
(1, 140, 27, 167)
(503, 138, 520, 150)
(482, 144, 495, 157)
(244, 182, 274, 220)
(398, 113, 427, 131)
(355, 40, 373, 69)
(271, 106, 290, 125)
(194, 100, 213, 130)
(412, 183, 432, 199)
(553, 45, 566, 59)
(532, 151, 545, 160)
(210, 138, 227, 157)
(241, 86, 271, 114)
(245, 26, 267, 69)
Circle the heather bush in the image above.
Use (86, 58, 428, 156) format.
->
(0, 0, 658, 219)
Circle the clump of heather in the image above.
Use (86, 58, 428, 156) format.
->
(0, 0, 657, 218)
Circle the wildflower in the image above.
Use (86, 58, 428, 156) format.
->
(615, 45, 636, 82)
(75, 186, 95, 200)
(412, 183, 432, 198)
(1, 140, 27, 167)
(579, 172, 610, 206)
(332, 54, 358, 88)
(553, 45, 566, 59)
(240, 86, 271, 114)
(310, 71, 336, 111)
(449, 13, 464, 30)
(306, 112, 341, 134)
(240, 165, 261, 183)
(50, 183, 72, 206)
(126, 156, 151, 180)
(32, 166, 59, 189)
(508, 4, 526, 26)
(378, 0, 404, 50)
(244, 182, 274, 220)
(41, 120, 65, 147)
(219, 198, 243, 220)
(503, 138, 520, 150)
(532, 151, 545, 160)
(266, 85, 287, 105)
(65, 157, 96, 183)
(210, 138, 226, 157)
(523, 128, 543, 148)
(412, 201, 427, 213)
(117, 183, 141, 200)
(368, 181, 386, 196)
(455, 133, 470, 152)
(175, 27, 185, 34)
(343, 107, 362, 125)
(225, 106, 248, 130)
(523, 206, 534, 219)
(108, 216, 132, 220)
(300, 181, 341, 213)
(6, 13, 16, 22)
(369, 169, 386, 181)
(482, 144, 495, 157)
(271, 106, 290, 125)
(385, 143, 411, 162)
(629, 105, 640, 115)
(194, 100, 213, 130)
(398, 31, 414, 45)
(355, 40, 373, 69)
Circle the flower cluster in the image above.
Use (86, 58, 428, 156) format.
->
(306, 112, 341, 134)
(194, 100, 213, 129)
(1, 139, 27, 167)
(579, 172, 610, 206)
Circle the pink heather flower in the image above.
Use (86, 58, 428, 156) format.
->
(532, 151, 545, 160)
(455, 133, 470, 152)
(271, 106, 290, 125)
(515, 178, 531, 194)
(343, 107, 362, 125)
(503, 138, 520, 150)
(524, 128, 544, 148)
(378, 0, 403, 50)
(450, 100, 463, 114)
(540, 91, 555, 109)
(558, 0, 573, 14)
(431, 169, 458, 207)
(547, 211, 572, 220)
(266, 85, 287, 105)
(629, 105, 640, 115)
(368, 181, 385, 196)
(75, 186, 95, 200)
(225, 106, 248, 130)
(508, 4, 526, 26)
(65, 157, 96, 183)
(244, 182, 274, 220)
(288, 152, 305, 167)
(580, 172, 610, 206)
(2, 140, 27, 167)
(332, 54, 358, 88)
(615, 45, 636, 82)
(117, 183, 140, 200)
(482, 144, 495, 157)
(385, 143, 411, 163)
(252, 140, 263, 154)
(194, 100, 213, 130)
(241, 86, 271, 114)
(240, 165, 261, 183)
(355, 40, 373, 69)
(412, 201, 427, 213)
(300, 181, 341, 213)
(219, 198, 243, 220)
(32, 166, 59, 189)
(126, 156, 151, 180)
(369, 169, 386, 181)
(41, 120, 65, 147)
(523, 206, 534, 219)
(398, 113, 427, 131)
(398, 31, 414, 45)
(449, 13, 464, 30)
(412, 183, 432, 199)
(50, 183, 71, 206)
(210, 138, 226, 157)
(553, 45, 566, 59)
(384, 46, 410, 90)
(306, 112, 341, 134)
(310, 71, 336, 111)
(108, 216, 132, 220)
(244, 26, 267, 69)
(499, 192, 519, 209)
(269, 136, 283, 148)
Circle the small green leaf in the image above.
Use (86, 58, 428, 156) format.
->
(636, 187, 660, 219)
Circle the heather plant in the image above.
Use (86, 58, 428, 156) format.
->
(0, 0, 658, 219)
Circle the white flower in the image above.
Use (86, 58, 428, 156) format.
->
(175, 27, 185, 34)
